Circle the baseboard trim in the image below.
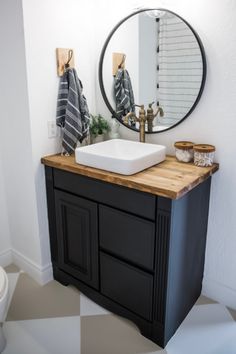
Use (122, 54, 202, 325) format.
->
(202, 276, 236, 310)
(12, 249, 53, 285)
(0, 249, 12, 267)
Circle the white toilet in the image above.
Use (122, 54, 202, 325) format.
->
(0, 267, 9, 353)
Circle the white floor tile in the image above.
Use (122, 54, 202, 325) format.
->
(166, 304, 236, 354)
(80, 293, 110, 317)
(3, 316, 80, 354)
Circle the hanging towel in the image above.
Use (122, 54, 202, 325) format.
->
(114, 68, 135, 117)
(56, 68, 90, 155)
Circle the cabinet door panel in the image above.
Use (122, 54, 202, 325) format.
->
(100, 205, 155, 270)
(55, 190, 99, 289)
(100, 252, 153, 321)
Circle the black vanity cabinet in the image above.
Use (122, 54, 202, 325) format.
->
(44, 163, 213, 348)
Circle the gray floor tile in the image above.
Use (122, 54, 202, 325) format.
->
(81, 314, 165, 354)
(4, 264, 20, 273)
(228, 307, 236, 321)
(195, 295, 217, 306)
(7, 273, 80, 321)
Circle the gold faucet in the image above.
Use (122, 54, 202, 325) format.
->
(124, 105, 147, 142)
(124, 103, 164, 142)
(147, 102, 164, 132)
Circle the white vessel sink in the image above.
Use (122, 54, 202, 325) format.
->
(75, 139, 166, 175)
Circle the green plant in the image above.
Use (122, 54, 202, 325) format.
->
(89, 114, 110, 137)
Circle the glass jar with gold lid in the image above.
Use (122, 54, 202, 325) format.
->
(174, 141, 194, 163)
(193, 144, 215, 167)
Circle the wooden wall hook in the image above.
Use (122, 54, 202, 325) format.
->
(112, 52, 126, 76)
(56, 48, 75, 76)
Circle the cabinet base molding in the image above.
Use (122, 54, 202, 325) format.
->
(52, 264, 165, 347)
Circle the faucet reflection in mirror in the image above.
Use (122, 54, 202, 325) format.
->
(124, 103, 164, 142)
(146, 102, 164, 132)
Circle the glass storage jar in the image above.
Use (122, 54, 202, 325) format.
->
(174, 141, 194, 163)
(193, 144, 215, 167)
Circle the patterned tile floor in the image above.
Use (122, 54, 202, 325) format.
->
(2, 265, 236, 354)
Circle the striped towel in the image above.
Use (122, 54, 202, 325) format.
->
(114, 68, 135, 117)
(56, 68, 90, 155)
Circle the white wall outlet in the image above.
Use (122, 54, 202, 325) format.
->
(47, 121, 59, 138)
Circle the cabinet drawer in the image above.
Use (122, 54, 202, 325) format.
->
(100, 252, 153, 321)
(53, 169, 156, 220)
(99, 205, 155, 271)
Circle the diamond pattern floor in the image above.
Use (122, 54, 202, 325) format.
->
(2, 265, 236, 354)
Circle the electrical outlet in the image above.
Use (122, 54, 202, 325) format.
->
(47, 121, 59, 138)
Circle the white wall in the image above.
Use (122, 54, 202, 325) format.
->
(0, 0, 43, 277)
(102, 15, 139, 112)
(96, 0, 236, 309)
(0, 153, 11, 266)
(0, 0, 97, 283)
(138, 13, 157, 106)
(21, 0, 97, 279)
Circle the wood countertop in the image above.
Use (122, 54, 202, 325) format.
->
(41, 154, 219, 200)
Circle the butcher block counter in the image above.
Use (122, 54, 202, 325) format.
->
(41, 154, 218, 199)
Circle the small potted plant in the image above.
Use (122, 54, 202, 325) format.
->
(89, 114, 110, 143)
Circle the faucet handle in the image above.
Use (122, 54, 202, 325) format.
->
(134, 104, 144, 110)
(157, 107, 164, 117)
(148, 102, 155, 109)
(147, 102, 155, 114)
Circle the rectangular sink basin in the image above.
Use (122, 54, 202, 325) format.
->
(75, 139, 166, 175)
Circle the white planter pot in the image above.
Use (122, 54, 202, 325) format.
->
(92, 134, 104, 144)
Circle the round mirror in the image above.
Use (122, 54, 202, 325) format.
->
(99, 8, 206, 133)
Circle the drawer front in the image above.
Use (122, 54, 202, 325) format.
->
(53, 169, 156, 220)
(100, 252, 153, 321)
(99, 205, 155, 271)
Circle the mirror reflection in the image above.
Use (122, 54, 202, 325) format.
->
(100, 9, 206, 133)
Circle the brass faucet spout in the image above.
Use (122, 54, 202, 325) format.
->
(154, 107, 164, 118)
(123, 111, 135, 125)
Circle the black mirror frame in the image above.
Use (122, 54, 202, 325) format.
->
(98, 8, 207, 134)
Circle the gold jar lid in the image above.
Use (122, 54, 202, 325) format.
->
(193, 144, 215, 153)
(174, 141, 194, 150)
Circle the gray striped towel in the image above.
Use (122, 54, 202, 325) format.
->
(56, 68, 90, 155)
(114, 68, 135, 117)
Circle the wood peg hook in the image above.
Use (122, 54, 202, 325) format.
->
(56, 48, 75, 76)
(65, 49, 73, 69)
(119, 54, 126, 69)
(112, 52, 126, 76)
